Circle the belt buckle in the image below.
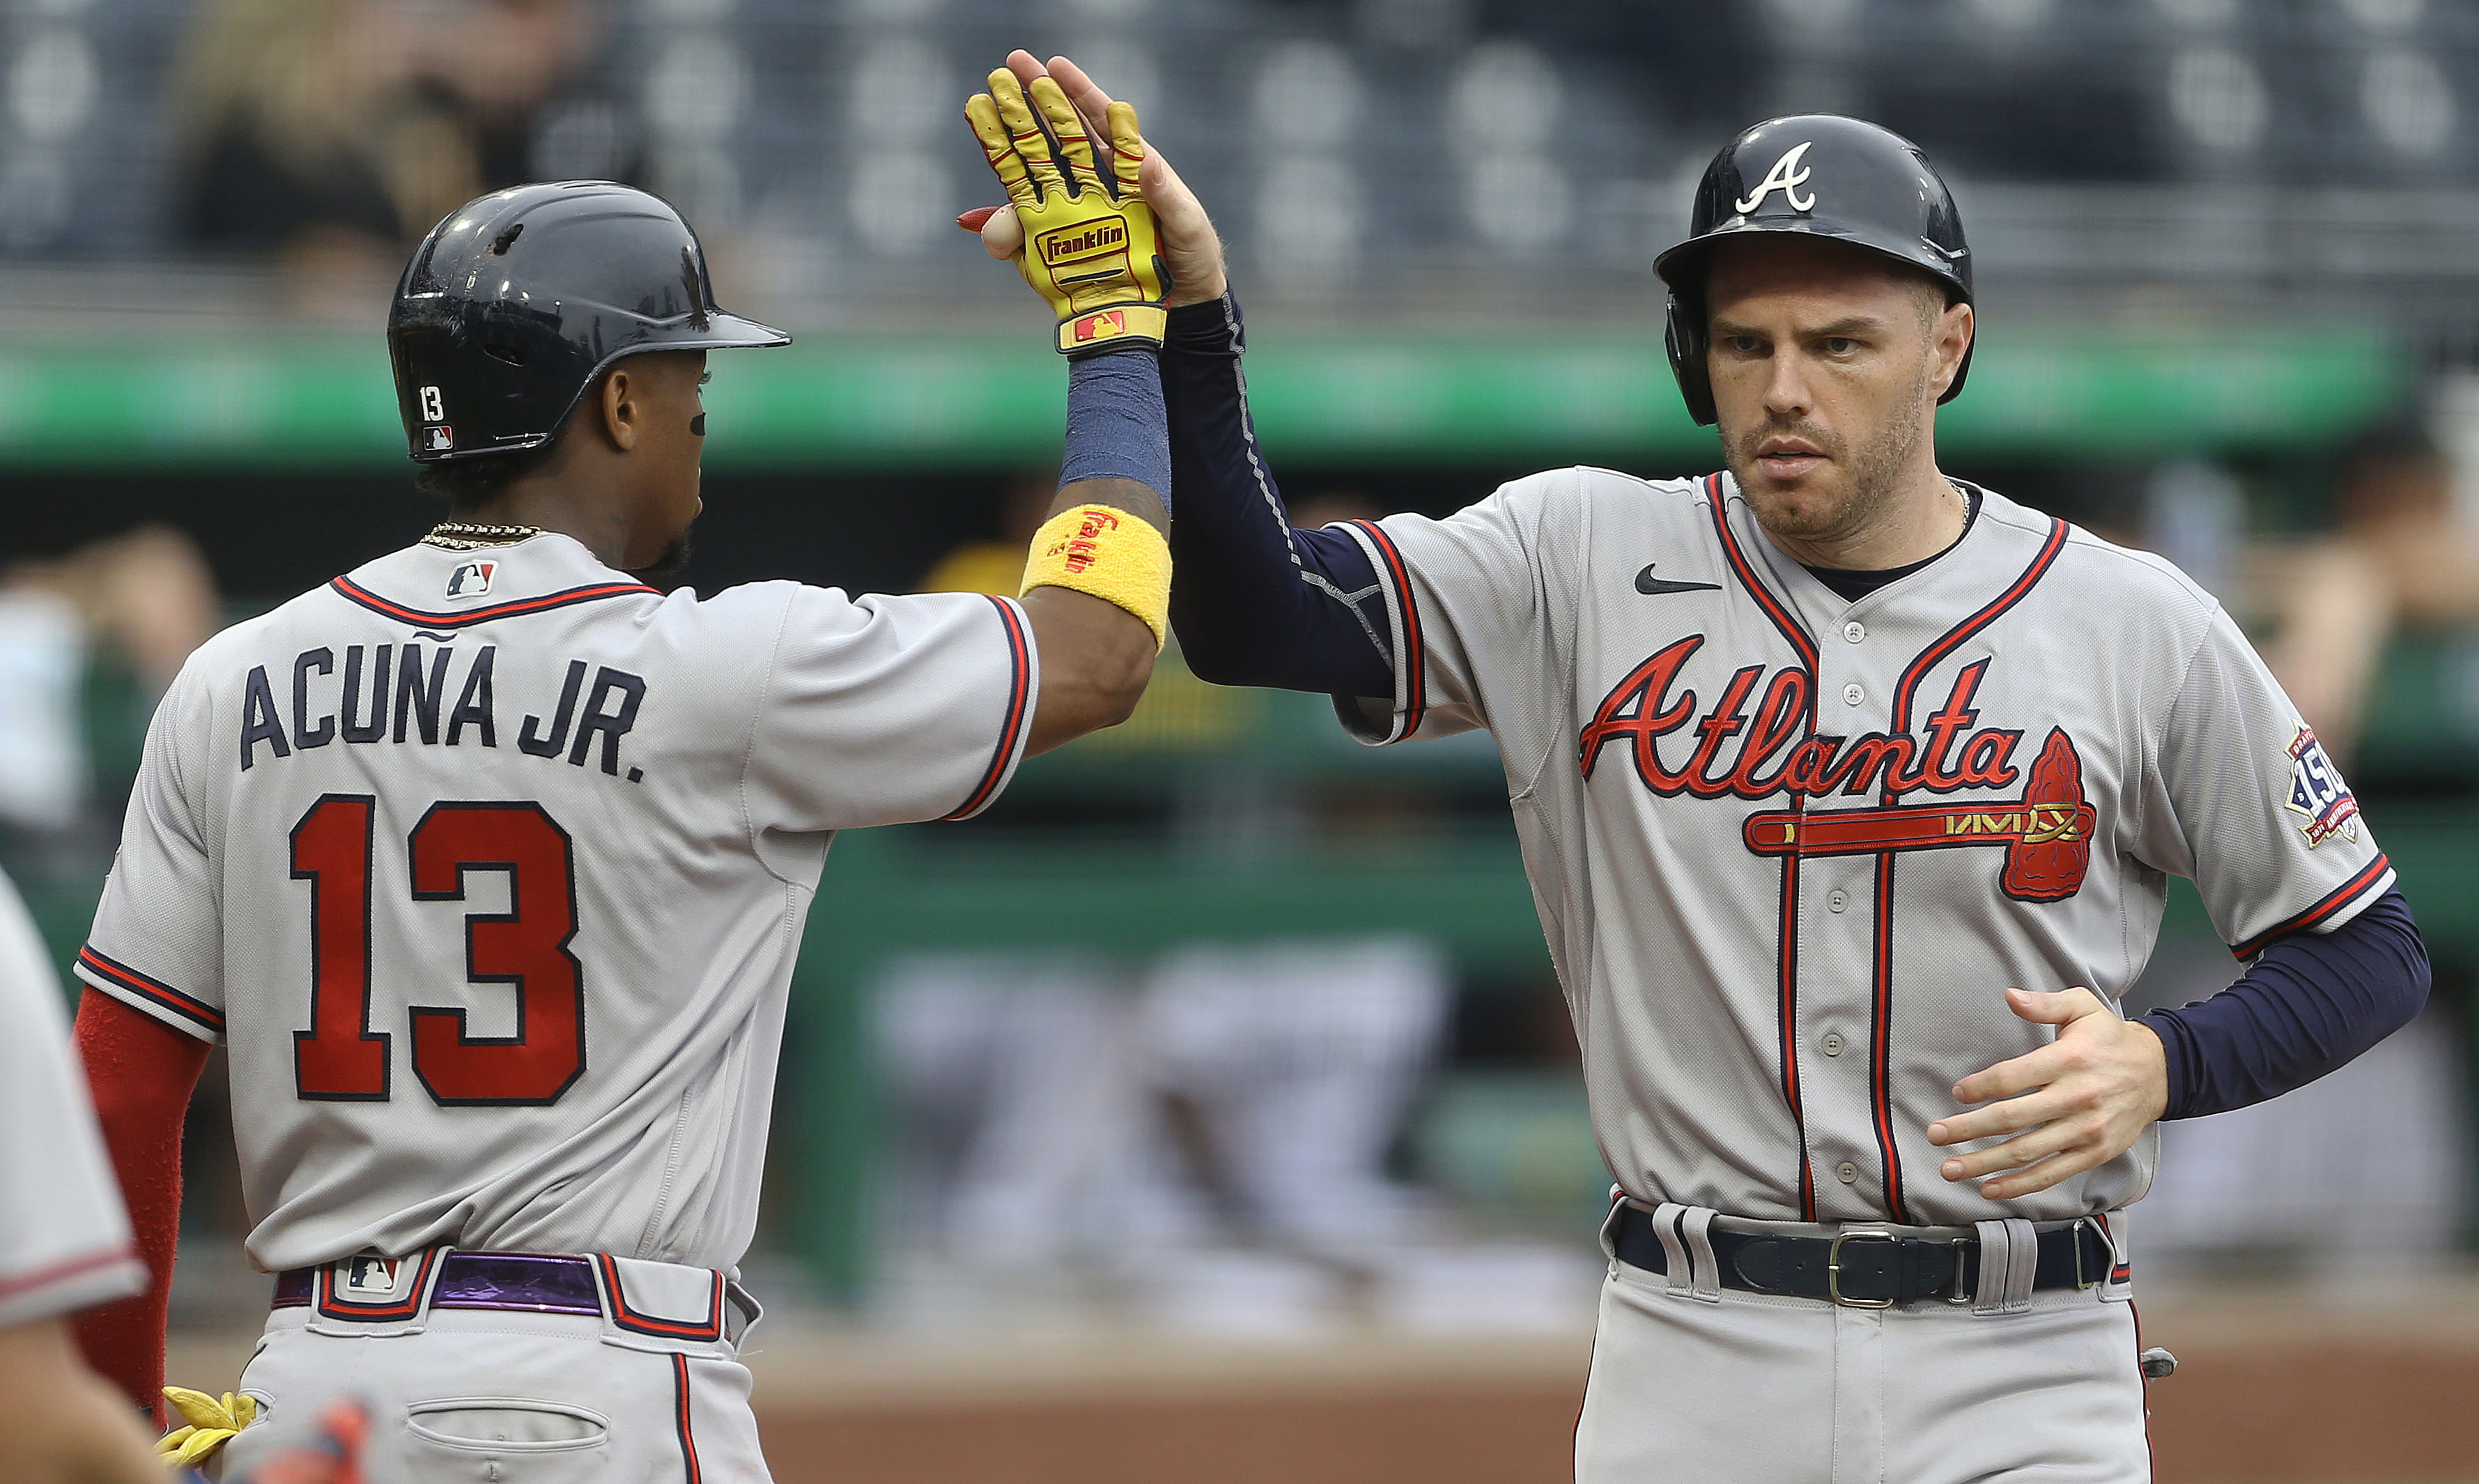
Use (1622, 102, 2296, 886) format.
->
(1827, 1228, 1898, 1308)
(1944, 1238, 1975, 1305)
(2072, 1216, 2101, 1290)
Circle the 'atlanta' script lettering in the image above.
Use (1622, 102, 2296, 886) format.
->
(1577, 635, 2023, 801)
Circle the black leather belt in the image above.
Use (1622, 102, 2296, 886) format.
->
(1612, 1203, 2118, 1308)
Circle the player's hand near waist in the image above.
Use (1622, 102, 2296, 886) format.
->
(962, 51, 1228, 309)
(1927, 987, 2168, 1200)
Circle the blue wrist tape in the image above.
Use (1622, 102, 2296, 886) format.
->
(1060, 347, 1171, 515)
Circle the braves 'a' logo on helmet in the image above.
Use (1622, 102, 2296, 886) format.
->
(1733, 141, 1817, 215)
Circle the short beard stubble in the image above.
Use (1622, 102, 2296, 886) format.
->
(1727, 351, 1935, 557)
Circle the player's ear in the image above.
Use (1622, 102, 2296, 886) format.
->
(597, 366, 641, 453)
(1930, 302, 1972, 401)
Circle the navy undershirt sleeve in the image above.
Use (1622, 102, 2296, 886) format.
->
(1160, 293, 1394, 698)
(1060, 347, 1171, 512)
(2140, 887, 2428, 1120)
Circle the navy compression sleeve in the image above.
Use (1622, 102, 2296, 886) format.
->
(1061, 347, 1171, 510)
(2140, 887, 2428, 1119)
(1160, 293, 1394, 697)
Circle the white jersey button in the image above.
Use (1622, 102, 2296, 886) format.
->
(1827, 889, 1848, 913)
(1842, 682, 1865, 706)
(1843, 621, 1865, 644)
(1821, 1033, 1845, 1056)
(1835, 1161, 1860, 1184)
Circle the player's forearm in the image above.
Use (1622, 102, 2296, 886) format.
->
(2141, 887, 2428, 1119)
(0, 1318, 165, 1484)
(70, 990, 206, 1423)
(1159, 293, 1393, 695)
(1023, 350, 1170, 753)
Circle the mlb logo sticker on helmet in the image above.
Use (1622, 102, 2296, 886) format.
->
(422, 426, 455, 452)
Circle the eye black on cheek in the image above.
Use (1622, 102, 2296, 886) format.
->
(689, 413, 706, 436)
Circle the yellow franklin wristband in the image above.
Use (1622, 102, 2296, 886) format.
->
(1020, 503, 1171, 651)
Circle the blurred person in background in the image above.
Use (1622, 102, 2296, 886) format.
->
(2137, 424, 2476, 1276)
(0, 527, 218, 957)
(2262, 426, 2474, 763)
(171, 0, 615, 313)
(0, 525, 219, 830)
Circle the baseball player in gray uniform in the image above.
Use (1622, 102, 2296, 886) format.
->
(975, 65, 2432, 1481)
(69, 171, 1177, 1481)
(0, 861, 162, 1484)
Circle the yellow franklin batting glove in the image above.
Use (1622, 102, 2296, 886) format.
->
(966, 68, 1171, 355)
(158, 1385, 256, 1469)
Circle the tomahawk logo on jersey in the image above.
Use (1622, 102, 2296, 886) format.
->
(75, 532, 1037, 1275)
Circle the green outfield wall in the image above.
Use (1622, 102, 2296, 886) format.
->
(0, 325, 2402, 470)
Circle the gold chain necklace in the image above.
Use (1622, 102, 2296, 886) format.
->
(422, 521, 544, 551)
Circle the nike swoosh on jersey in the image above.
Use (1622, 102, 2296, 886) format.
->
(1635, 564, 1722, 596)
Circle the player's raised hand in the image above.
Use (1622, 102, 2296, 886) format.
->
(959, 50, 1228, 309)
(1925, 987, 2168, 1200)
(964, 64, 1172, 355)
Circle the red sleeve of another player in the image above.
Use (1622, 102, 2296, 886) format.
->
(68, 987, 207, 1428)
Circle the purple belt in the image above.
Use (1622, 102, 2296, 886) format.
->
(273, 1251, 601, 1317)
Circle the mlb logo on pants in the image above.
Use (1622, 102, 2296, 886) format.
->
(339, 1254, 403, 1298)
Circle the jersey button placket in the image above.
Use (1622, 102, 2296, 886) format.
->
(1842, 620, 1865, 644)
(1821, 1033, 1845, 1057)
(1835, 1161, 1860, 1184)
(1842, 681, 1865, 706)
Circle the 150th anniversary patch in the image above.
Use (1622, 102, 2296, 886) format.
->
(2284, 722, 2360, 847)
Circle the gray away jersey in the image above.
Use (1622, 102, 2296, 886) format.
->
(79, 534, 1037, 1274)
(1335, 471, 2391, 1227)
(0, 865, 144, 1328)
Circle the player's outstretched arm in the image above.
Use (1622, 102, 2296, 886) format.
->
(968, 53, 1394, 701)
(0, 1317, 166, 1484)
(966, 65, 1173, 755)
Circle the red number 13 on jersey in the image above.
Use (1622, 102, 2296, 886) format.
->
(291, 794, 585, 1105)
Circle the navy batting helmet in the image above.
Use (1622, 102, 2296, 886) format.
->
(387, 181, 789, 463)
(1654, 116, 1972, 427)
